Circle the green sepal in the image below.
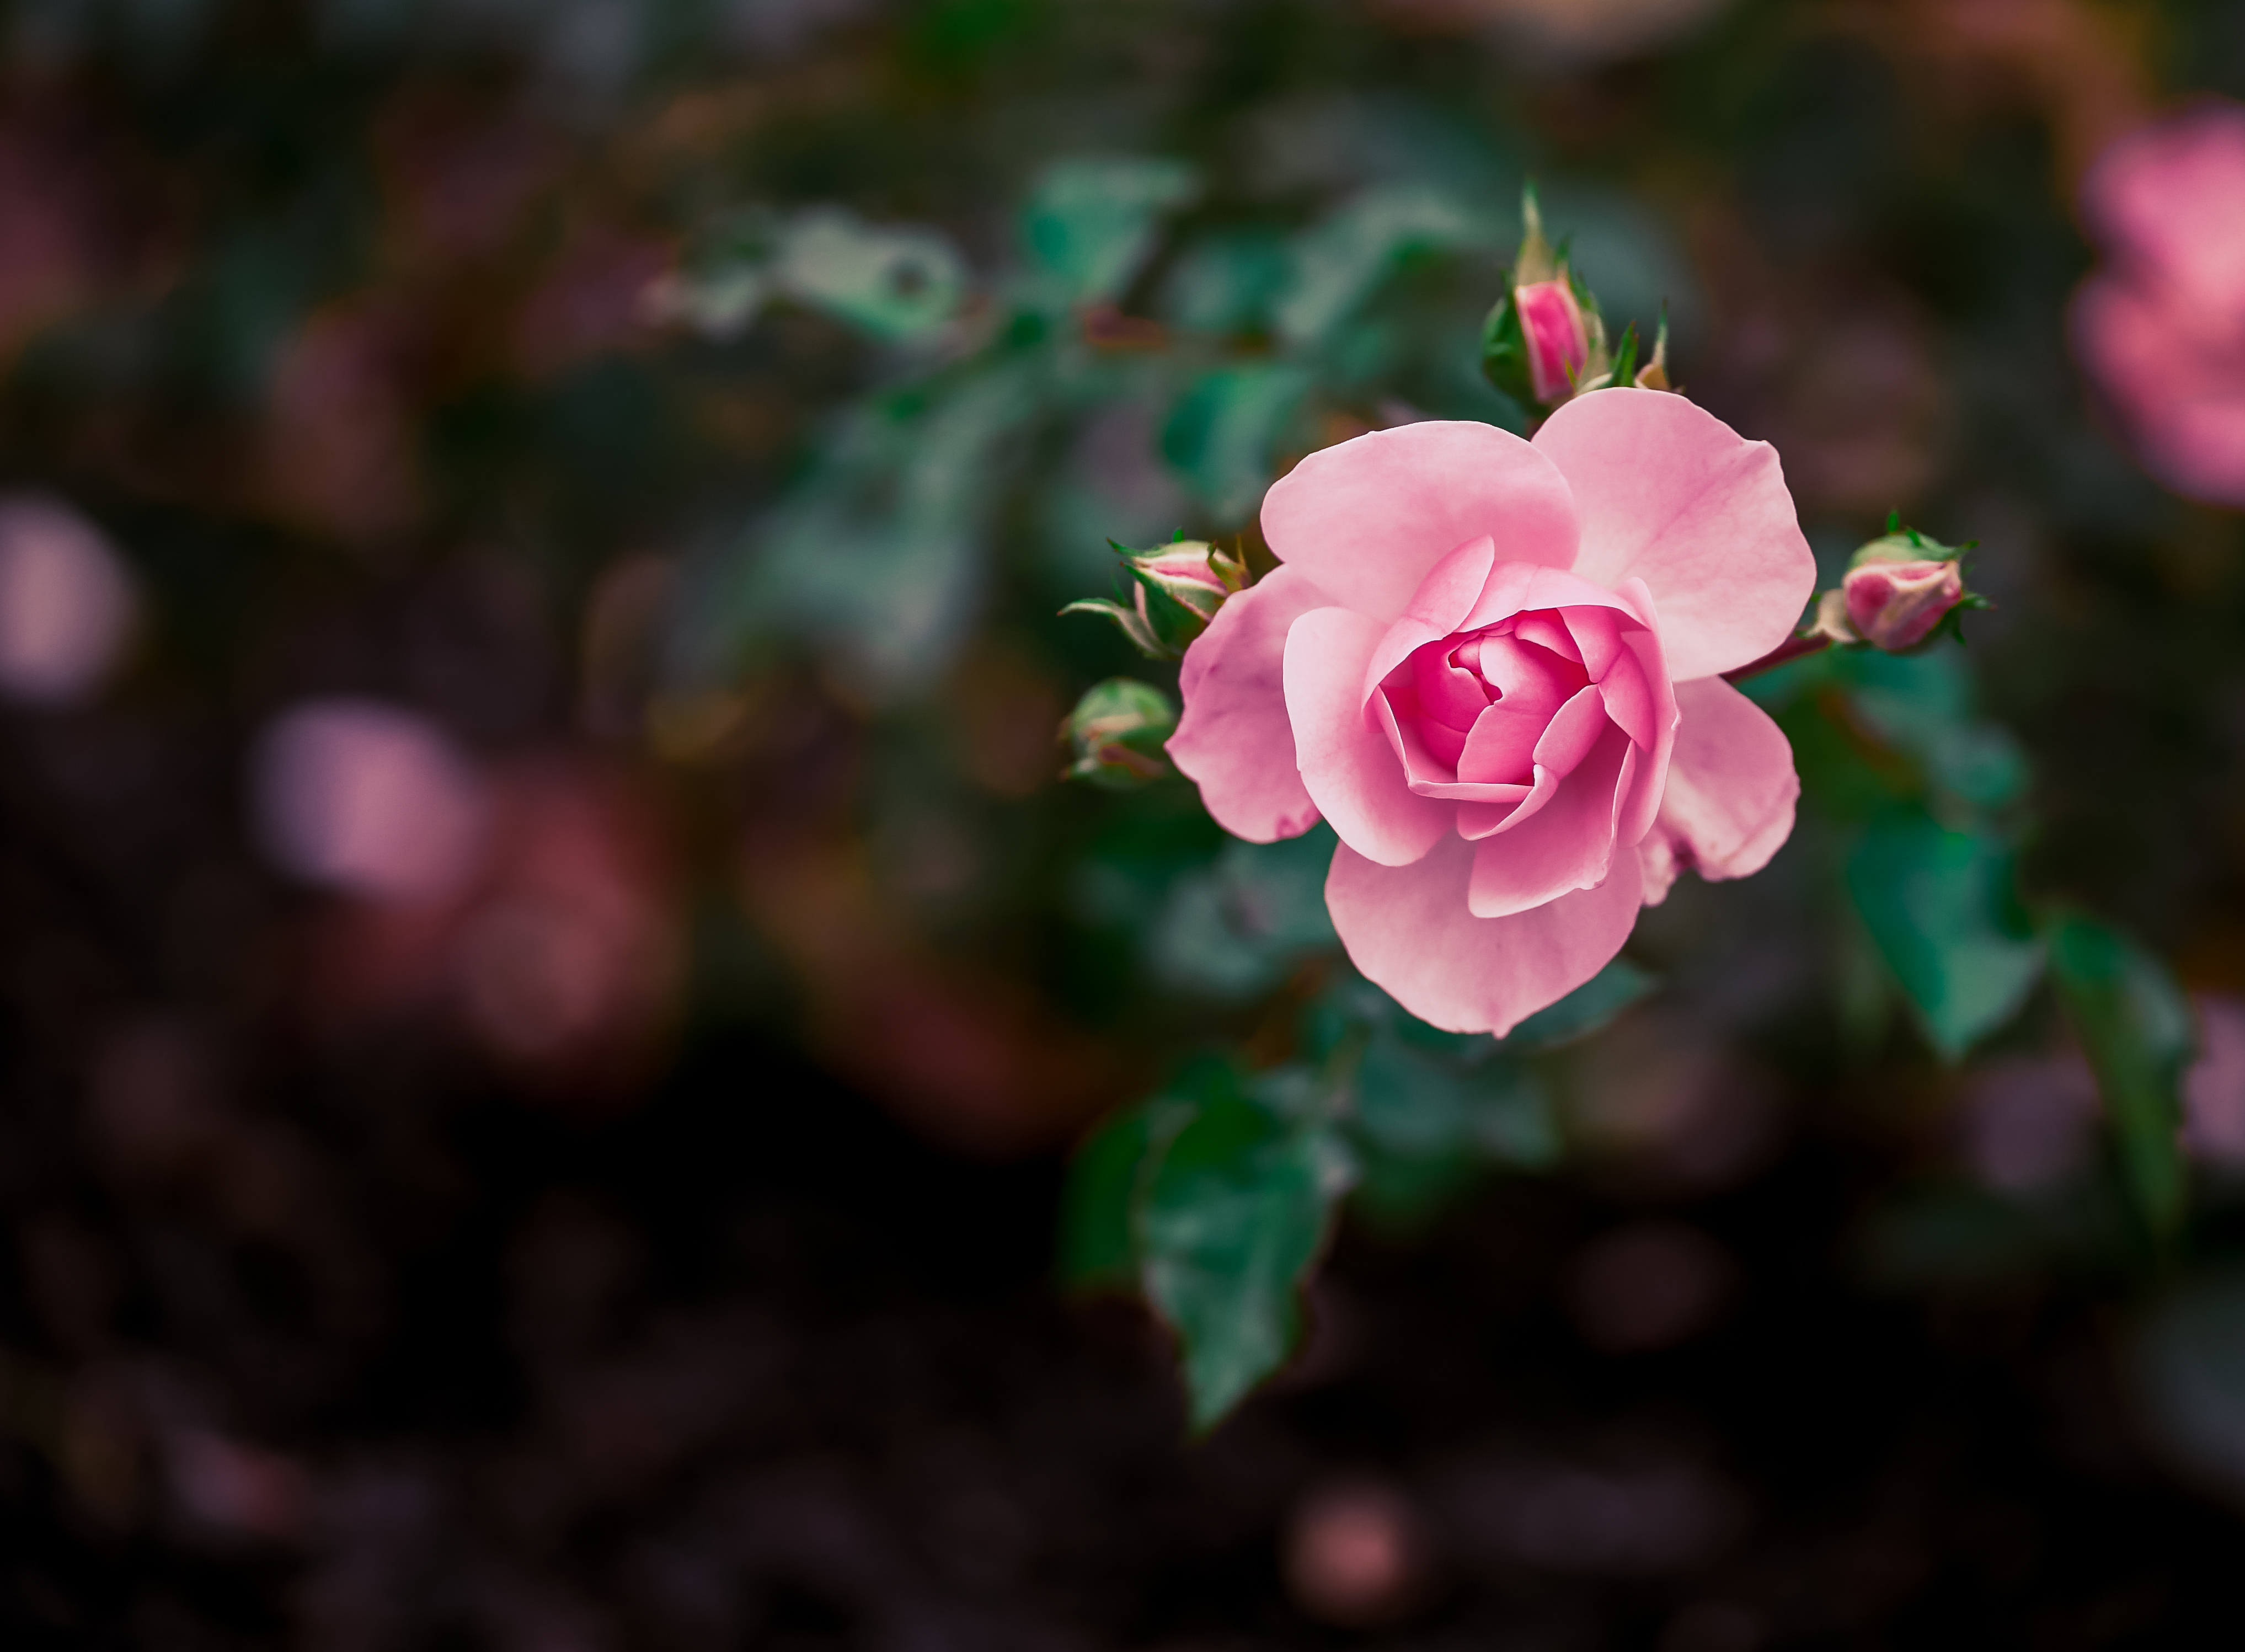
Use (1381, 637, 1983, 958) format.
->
(1479, 282, 1534, 404)
(1060, 595, 1167, 659)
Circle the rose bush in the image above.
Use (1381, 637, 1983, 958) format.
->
(2071, 100, 2245, 506)
(1167, 388, 1815, 1034)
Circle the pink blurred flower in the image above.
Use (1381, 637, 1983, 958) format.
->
(2072, 100, 2245, 505)
(1166, 388, 1813, 1033)
(1842, 555, 1965, 651)
(252, 699, 489, 906)
(2184, 992, 2245, 1169)
(0, 496, 136, 704)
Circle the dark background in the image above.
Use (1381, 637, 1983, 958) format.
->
(6, 0, 2245, 1644)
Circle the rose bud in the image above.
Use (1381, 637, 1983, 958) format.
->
(1516, 278, 1593, 404)
(1837, 523, 1981, 652)
(1062, 677, 1178, 788)
(1480, 184, 1612, 410)
(1843, 557, 1964, 651)
(1062, 538, 1248, 660)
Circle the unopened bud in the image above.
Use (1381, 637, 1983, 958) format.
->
(1062, 677, 1178, 787)
(1061, 538, 1248, 660)
(1480, 183, 1612, 409)
(1844, 555, 1965, 651)
(1790, 523, 1984, 656)
(1516, 279, 1592, 404)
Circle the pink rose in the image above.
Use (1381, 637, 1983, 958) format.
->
(1842, 556, 1965, 651)
(1515, 277, 1591, 403)
(2071, 100, 2245, 506)
(1166, 388, 1814, 1034)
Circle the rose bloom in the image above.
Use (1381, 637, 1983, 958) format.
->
(2071, 100, 2245, 506)
(1167, 388, 1814, 1033)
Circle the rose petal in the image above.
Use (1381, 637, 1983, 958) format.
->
(1535, 388, 1815, 681)
(1608, 578, 1679, 848)
(1468, 721, 1632, 917)
(1262, 423, 1579, 625)
(1650, 675, 1798, 882)
(1168, 565, 1332, 842)
(1456, 684, 1606, 838)
(1460, 562, 1647, 635)
(1374, 692, 1533, 804)
(1327, 831, 1644, 1035)
(1361, 535, 1500, 691)
(1285, 606, 1450, 865)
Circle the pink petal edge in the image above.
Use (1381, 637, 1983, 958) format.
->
(1327, 832, 1645, 1036)
(1643, 674, 1799, 902)
(1534, 388, 1815, 682)
(1284, 606, 1449, 867)
(1262, 421, 1580, 626)
(1167, 565, 1330, 843)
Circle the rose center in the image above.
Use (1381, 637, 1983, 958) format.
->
(1377, 610, 1591, 786)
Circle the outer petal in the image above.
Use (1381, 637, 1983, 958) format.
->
(1285, 607, 1450, 866)
(1650, 676, 1799, 884)
(1534, 388, 1815, 681)
(1262, 422, 1580, 625)
(1327, 832, 1644, 1035)
(1167, 564, 1331, 842)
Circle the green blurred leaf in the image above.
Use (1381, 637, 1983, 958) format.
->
(1022, 157, 1198, 306)
(1057, 1100, 1169, 1290)
(1836, 648, 2032, 811)
(1847, 808, 2043, 1058)
(658, 207, 968, 343)
(1347, 1031, 1555, 1228)
(1145, 827, 1338, 998)
(2046, 910, 2194, 1242)
(1161, 363, 1312, 523)
(682, 360, 1040, 692)
(1137, 1077, 1352, 1431)
(1274, 184, 1489, 351)
(1503, 958, 1657, 1050)
(775, 208, 968, 340)
(1159, 229, 1292, 334)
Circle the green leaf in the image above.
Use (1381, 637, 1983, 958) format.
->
(1346, 1032, 1554, 1228)
(1274, 184, 1489, 351)
(1836, 648, 2032, 810)
(1847, 808, 2043, 1058)
(1057, 1101, 1164, 1291)
(1022, 157, 1198, 306)
(1144, 827, 1339, 998)
(680, 360, 1040, 694)
(1503, 958, 1657, 1050)
(2045, 910, 2194, 1242)
(1479, 284, 1533, 405)
(1158, 228, 1292, 334)
(1161, 363, 1312, 523)
(1136, 1075, 1351, 1431)
(773, 208, 968, 341)
(655, 207, 968, 343)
